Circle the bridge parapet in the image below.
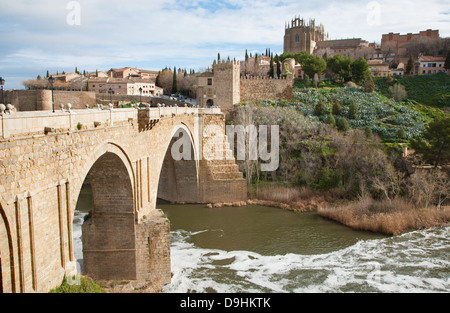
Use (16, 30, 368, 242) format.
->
(0, 107, 222, 139)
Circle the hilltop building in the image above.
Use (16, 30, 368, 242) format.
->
(284, 17, 328, 54)
(381, 29, 440, 57)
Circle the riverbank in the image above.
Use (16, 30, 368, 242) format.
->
(318, 197, 450, 236)
(208, 184, 450, 236)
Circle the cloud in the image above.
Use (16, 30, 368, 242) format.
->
(0, 0, 448, 89)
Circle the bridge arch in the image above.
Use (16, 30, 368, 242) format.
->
(157, 124, 199, 204)
(73, 142, 137, 281)
(0, 202, 15, 293)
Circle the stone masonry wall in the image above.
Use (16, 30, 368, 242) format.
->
(240, 77, 294, 103)
(3, 90, 97, 111)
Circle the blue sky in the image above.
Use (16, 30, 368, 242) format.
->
(0, 0, 449, 90)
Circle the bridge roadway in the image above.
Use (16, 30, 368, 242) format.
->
(0, 106, 246, 293)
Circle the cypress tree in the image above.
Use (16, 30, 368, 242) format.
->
(245, 49, 249, 61)
(46, 70, 50, 78)
(269, 56, 275, 78)
(155, 71, 161, 87)
(172, 67, 177, 94)
(406, 55, 414, 75)
(445, 49, 450, 71)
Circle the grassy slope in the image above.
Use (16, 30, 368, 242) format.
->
(374, 72, 450, 107)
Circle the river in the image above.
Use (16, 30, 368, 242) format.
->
(72, 190, 450, 293)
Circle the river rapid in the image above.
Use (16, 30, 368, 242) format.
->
(72, 190, 449, 293)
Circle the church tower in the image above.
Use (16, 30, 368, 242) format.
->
(284, 16, 328, 54)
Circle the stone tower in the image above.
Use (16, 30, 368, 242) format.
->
(284, 16, 328, 55)
(212, 59, 241, 112)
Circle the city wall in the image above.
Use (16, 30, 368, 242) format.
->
(2, 90, 97, 111)
(239, 76, 293, 103)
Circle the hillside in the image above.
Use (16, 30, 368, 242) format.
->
(276, 86, 429, 142)
(374, 72, 450, 107)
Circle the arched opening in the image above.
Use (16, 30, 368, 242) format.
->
(73, 184, 93, 275)
(77, 151, 137, 281)
(0, 205, 14, 293)
(157, 127, 198, 204)
(206, 99, 214, 108)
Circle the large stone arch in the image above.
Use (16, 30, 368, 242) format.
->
(0, 202, 15, 293)
(157, 123, 199, 204)
(73, 142, 137, 281)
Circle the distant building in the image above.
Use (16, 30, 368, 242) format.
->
(391, 63, 405, 76)
(107, 67, 159, 80)
(52, 72, 82, 83)
(417, 55, 447, 75)
(367, 59, 391, 77)
(88, 78, 162, 96)
(86, 71, 109, 79)
(381, 29, 440, 57)
(315, 38, 372, 59)
(284, 16, 328, 55)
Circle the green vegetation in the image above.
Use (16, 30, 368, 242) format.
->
(374, 72, 450, 107)
(411, 115, 450, 167)
(49, 276, 104, 293)
(291, 86, 427, 141)
(232, 72, 449, 228)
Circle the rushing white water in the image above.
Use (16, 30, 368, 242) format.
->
(163, 227, 450, 293)
(73, 210, 89, 273)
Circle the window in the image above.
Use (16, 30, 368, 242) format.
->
(208, 78, 213, 86)
(295, 35, 300, 43)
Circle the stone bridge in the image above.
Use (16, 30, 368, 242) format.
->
(0, 106, 246, 293)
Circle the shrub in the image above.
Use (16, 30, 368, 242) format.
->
(364, 75, 375, 93)
(337, 117, 349, 132)
(389, 83, 407, 102)
(332, 100, 342, 115)
(49, 276, 104, 293)
(326, 113, 336, 127)
(348, 101, 359, 119)
(314, 99, 327, 116)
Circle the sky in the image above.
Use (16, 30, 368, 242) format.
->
(0, 0, 449, 90)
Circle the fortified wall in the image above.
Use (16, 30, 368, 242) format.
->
(240, 76, 293, 103)
(196, 59, 294, 112)
(3, 90, 97, 111)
